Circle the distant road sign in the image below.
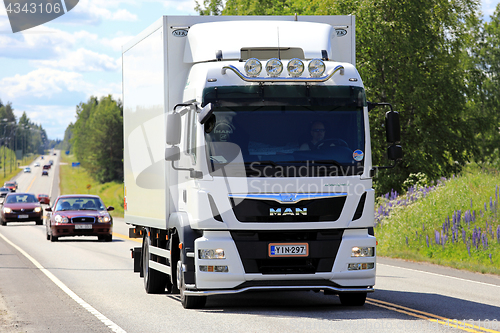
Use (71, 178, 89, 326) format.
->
(71, 162, 80, 167)
(86, 184, 91, 190)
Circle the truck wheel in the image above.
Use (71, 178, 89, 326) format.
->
(50, 234, 58, 242)
(142, 233, 167, 294)
(36, 219, 43, 226)
(339, 292, 367, 306)
(176, 257, 206, 309)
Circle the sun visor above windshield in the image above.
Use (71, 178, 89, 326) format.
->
(183, 21, 337, 63)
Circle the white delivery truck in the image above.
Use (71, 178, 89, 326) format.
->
(123, 15, 402, 309)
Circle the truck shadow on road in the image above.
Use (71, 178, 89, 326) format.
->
(190, 288, 500, 324)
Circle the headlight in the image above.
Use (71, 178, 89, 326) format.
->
(308, 59, 326, 77)
(244, 58, 262, 77)
(98, 215, 111, 223)
(198, 249, 225, 259)
(3, 207, 12, 214)
(34, 207, 42, 213)
(265, 58, 283, 77)
(351, 246, 375, 257)
(287, 58, 304, 77)
(54, 215, 69, 223)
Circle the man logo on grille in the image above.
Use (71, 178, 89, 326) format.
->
(3, 0, 79, 33)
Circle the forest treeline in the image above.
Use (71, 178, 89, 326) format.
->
(56, 0, 500, 194)
(0, 100, 48, 168)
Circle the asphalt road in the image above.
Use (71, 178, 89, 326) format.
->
(0, 153, 499, 333)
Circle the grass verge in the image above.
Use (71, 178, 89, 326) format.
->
(375, 164, 500, 275)
(59, 154, 124, 217)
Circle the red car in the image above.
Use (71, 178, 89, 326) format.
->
(45, 194, 114, 242)
(3, 181, 17, 192)
(43, 164, 51, 170)
(0, 193, 43, 226)
(37, 194, 50, 205)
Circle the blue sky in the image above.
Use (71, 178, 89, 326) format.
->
(0, 1, 498, 140)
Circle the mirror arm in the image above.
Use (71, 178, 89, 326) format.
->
(170, 161, 203, 179)
(370, 159, 399, 177)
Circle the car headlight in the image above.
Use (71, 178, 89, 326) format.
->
(54, 215, 69, 223)
(287, 58, 305, 77)
(34, 207, 42, 213)
(244, 58, 262, 77)
(308, 59, 326, 77)
(265, 58, 283, 77)
(351, 246, 375, 257)
(98, 215, 111, 223)
(3, 207, 12, 214)
(198, 249, 225, 259)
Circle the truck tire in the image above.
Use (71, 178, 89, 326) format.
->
(36, 219, 43, 225)
(50, 234, 58, 242)
(176, 256, 206, 309)
(142, 233, 167, 294)
(339, 292, 367, 306)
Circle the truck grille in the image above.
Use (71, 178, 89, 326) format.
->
(230, 230, 343, 274)
(230, 196, 346, 222)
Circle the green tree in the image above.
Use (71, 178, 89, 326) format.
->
(469, 4, 500, 168)
(71, 95, 123, 183)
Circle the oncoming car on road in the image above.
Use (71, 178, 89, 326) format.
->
(0, 193, 43, 226)
(37, 194, 50, 205)
(4, 181, 17, 192)
(42, 170, 49, 176)
(45, 195, 114, 242)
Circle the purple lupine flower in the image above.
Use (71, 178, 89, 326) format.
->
(435, 230, 440, 245)
(497, 225, 500, 243)
(422, 223, 425, 232)
(462, 229, 466, 243)
(490, 197, 493, 211)
(473, 210, 476, 223)
(467, 241, 471, 256)
(485, 202, 487, 212)
(426, 234, 429, 247)
(406, 236, 409, 246)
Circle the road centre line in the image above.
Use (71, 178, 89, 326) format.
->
(378, 263, 500, 288)
(367, 298, 500, 333)
(25, 175, 36, 192)
(0, 232, 127, 333)
(113, 232, 142, 243)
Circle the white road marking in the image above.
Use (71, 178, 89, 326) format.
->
(0, 232, 127, 333)
(379, 263, 500, 288)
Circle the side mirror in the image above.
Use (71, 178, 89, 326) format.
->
(387, 145, 403, 161)
(107, 206, 115, 211)
(45, 207, 52, 211)
(198, 103, 213, 125)
(385, 111, 401, 144)
(166, 113, 181, 145)
(165, 146, 180, 161)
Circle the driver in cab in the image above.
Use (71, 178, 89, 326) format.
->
(299, 121, 348, 151)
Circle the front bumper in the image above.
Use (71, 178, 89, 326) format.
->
(3, 212, 42, 222)
(51, 223, 113, 237)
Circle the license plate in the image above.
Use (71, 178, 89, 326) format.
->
(18, 215, 29, 218)
(74, 224, 92, 229)
(269, 243, 309, 257)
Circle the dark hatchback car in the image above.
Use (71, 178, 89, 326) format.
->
(45, 195, 114, 242)
(1, 193, 43, 226)
(0, 187, 10, 198)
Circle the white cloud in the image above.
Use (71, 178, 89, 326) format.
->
(0, 25, 98, 59)
(19, 104, 77, 139)
(0, 68, 91, 99)
(67, 0, 138, 25)
(31, 48, 120, 72)
(100, 35, 134, 52)
(163, 0, 198, 14)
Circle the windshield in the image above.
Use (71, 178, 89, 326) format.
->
(55, 197, 106, 211)
(202, 85, 366, 177)
(6, 194, 38, 203)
